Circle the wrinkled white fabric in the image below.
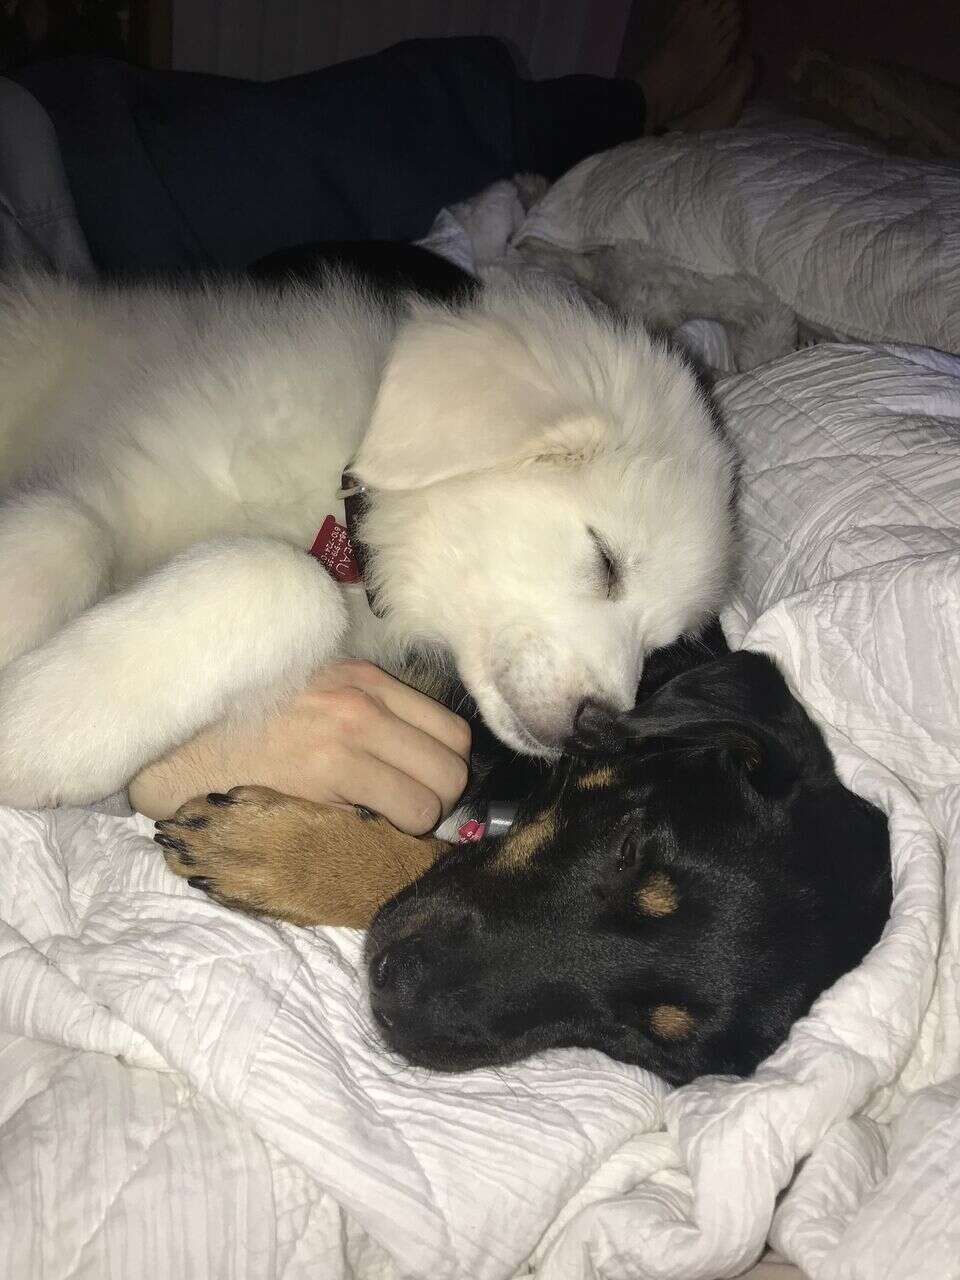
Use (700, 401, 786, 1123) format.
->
(1, 336, 958, 1278)
(516, 106, 960, 357)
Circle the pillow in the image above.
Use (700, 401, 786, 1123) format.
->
(515, 106, 960, 356)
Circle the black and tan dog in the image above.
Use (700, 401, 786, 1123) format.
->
(157, 627, 891, 1086)
(156, 242, 890, 1085)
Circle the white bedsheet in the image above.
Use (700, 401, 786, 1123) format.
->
(514, 105, 960, 358)
(1, 340, 959, 1278)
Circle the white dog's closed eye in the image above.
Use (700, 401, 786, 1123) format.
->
(588, 528, 620, 598)
(353, 307, 608, 490)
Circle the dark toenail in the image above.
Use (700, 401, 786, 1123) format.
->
(178, 816, 208, 829)
(188, 876, 213, 890)
(207, 792, 235, 806)
(155, 833, 187, 852)
(354, 805, 378, 820)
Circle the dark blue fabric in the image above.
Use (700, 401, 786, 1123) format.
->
(14, 38, 644, 276)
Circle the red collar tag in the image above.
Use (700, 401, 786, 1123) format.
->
(457, 819, 486, 843)
(309, 514, 360, 583)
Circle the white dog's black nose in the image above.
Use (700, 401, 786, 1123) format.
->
(504, 697, 623, 754)
(574, 698, 620, 734)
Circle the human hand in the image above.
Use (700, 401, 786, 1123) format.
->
(129, 660, 471, 833)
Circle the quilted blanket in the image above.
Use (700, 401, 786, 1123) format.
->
(514, 106, 960, 359)
(1, 336, 958, 1279)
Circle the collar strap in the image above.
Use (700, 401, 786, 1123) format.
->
(457, 804, 517, 844)
(338, 470, 386, 619)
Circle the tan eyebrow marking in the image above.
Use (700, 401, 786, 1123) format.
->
(578, 764, 617, 790)
(649, 1004, 695, 1040)
(487, 807, 557, 872)
(635, 871, 679, 917)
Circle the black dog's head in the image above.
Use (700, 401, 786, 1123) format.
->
(365, 652, 891, 1083)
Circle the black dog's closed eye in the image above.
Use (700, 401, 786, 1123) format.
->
(588, 527, 619, 598)
(616, 835, 640, 873)
(592, 831, 645, 907)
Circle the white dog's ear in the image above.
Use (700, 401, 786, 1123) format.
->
(353, 312, 608, 490)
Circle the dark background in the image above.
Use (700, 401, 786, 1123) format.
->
(3, 1, 958, 94)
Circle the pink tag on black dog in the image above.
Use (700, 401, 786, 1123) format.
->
(457, 819, 486, 843)
(309, 515, 360, 583)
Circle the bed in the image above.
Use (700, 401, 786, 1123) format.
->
(2, 107, 959, 1279)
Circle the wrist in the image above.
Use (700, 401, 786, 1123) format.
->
(128, 724, 251, 819)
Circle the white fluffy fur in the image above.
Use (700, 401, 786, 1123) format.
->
(0, 270, 735, 807)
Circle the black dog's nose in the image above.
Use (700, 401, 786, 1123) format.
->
(368, 910, 481, 1033)
(370, 932, 426, 999)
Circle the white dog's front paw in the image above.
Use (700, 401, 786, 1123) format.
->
(0, 538, 350, 809)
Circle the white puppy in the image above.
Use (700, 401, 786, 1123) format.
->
(0, 271, 735, 808)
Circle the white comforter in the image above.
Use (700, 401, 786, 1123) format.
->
(4, 134, 960, 1273)
(2, 338, 958, 1279)
(515, 105, 960, 357)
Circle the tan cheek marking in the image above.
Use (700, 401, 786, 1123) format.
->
(635, 871, 679, 917)
(578, 765, 617, 790)
(649, 1004, 695, 1040)
(488, 808, 557, 872)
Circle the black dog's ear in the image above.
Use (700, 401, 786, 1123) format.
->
(576, 651, 829, 796)
(634, 708, 791, 793)
(634, 616, 730, 701)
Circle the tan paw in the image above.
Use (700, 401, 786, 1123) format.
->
(155, 785, 440, 927)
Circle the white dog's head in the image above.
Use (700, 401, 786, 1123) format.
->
(353, 282, 736, 757)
